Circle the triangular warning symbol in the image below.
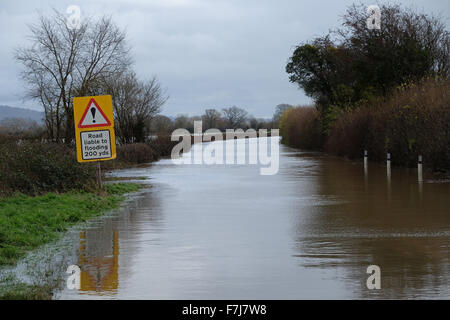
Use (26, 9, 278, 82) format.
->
(78, 98, 111, 128)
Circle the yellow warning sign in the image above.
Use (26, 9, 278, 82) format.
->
(73, 95, 116, 163)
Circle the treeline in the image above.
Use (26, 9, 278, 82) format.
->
(281, 3, 450, 171)
(150, 105, 280, 135)
(0, 118, 44, 140)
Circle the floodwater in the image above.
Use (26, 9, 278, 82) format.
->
(57, 137, 450, 299)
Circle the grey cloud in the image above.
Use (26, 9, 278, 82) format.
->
(1, 0, 449, 116)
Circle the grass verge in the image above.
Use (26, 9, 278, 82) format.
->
(0, 183, 141, 266)
(0, 182, 142, 299)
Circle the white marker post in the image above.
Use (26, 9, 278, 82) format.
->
(386, 152, 392, 200)
(386, 153, 391, 179)
(364, 150, 368, 170)
(363, 150, 368, 186)
(418, 155, 423, 182)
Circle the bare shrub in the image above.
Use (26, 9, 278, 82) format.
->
(279, 106, 322, 150)
(0, 141, 95, 196)
(325, 78, 450, 170)
(116, 143, 153, 164)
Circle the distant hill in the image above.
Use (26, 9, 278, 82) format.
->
(0, 105, 44, 123)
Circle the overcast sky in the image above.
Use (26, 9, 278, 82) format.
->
(0, 0, 448, 118)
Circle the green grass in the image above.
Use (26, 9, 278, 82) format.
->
(0, 272, 55, 300)
(0, 183, 142, 266)
(0, 283, 53, 300)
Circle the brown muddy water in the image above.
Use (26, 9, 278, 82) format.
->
(52, 137, 449, 299)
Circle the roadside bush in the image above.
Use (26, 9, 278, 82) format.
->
(324, 107, 372, 159)
(279, 106, 323, 150)
(0, 140, 95, 196)
(146, 135, 178, 160)
(116, 143, 154, 164)
(381, 79, 450, 170)
(325, 78, 450, 170)
(102, 135, 178, 170)
(282, 79, 450, 171)
(116, 135, 179, 165)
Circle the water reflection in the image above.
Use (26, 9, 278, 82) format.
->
(58, 189, 164, 299)
(57, 138, 450, 299)
(293, 155, 450, 298)
(78, 230, 119, 294)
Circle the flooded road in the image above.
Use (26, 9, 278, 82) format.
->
(58, 137, 450, 299)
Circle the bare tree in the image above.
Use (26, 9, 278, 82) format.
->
(15, 12, 82, 142)
(105, 71, 168, 143)
(15, 10, 131, 143)
(201, 109, 222, 129)
(222, 106, 248, 129)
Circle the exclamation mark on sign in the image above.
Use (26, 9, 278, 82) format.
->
(91, 107, 96, 123)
